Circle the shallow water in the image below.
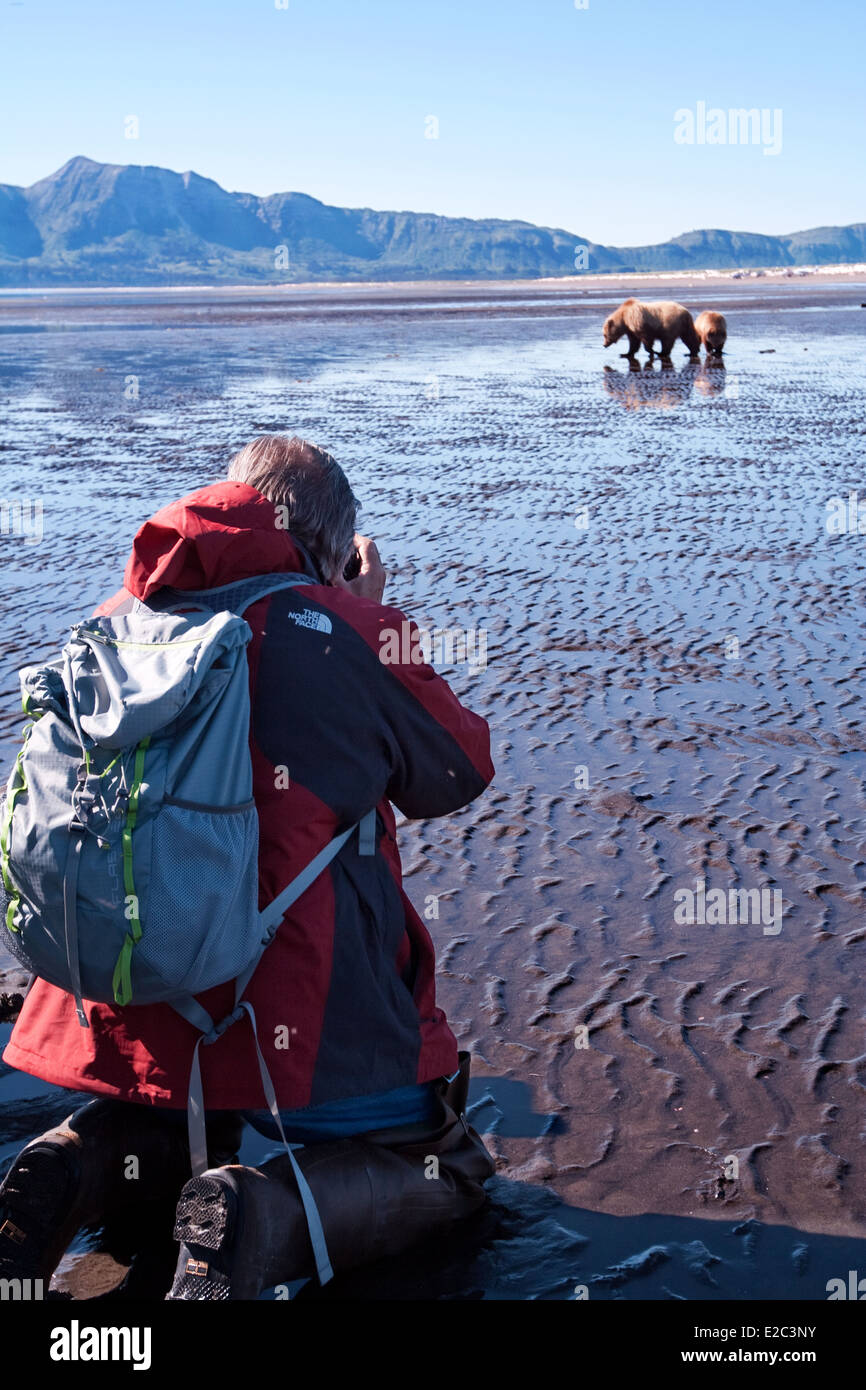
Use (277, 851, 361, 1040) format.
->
(1, 282, 865, 1300)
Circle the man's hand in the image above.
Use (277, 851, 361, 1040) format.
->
(334, 534, 386, 603)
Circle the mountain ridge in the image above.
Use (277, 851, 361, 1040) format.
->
(1, 156, 863, 286)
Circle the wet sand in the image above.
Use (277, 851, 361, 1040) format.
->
(1, 276, 865, 1299)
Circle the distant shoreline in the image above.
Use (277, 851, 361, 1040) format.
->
(1, 262, 865, 301)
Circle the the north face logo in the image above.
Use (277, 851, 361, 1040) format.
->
(285, 609, 332, 634)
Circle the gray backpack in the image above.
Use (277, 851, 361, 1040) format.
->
(0, 573, 374, 1285)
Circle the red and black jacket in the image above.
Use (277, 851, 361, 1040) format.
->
(3, 481, 494, 1109)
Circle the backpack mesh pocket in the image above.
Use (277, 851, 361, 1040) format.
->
(127, 800, 262, 1003)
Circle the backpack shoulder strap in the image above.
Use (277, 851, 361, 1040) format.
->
(257, 809, 376, 941)
(139, 571, 313, 619)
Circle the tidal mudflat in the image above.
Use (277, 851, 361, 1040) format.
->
(1, 278, 865, 1299)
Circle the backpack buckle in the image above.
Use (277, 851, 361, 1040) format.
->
(204, 1005, 246, 1045)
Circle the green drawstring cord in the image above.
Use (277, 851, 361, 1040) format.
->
(111, 736, 150, 1006)
(84, 747, 122, 780)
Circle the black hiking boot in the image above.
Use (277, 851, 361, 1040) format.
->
(167, 1162, 307, 1300)
(0, 1099, 243, 1285)
(167, 1057, 494, 1301)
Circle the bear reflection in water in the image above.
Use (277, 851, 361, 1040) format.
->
(694, 358, 728, 398)
(603, 358, 727, 410)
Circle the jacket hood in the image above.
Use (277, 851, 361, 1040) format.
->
(123, 481, 311, 600)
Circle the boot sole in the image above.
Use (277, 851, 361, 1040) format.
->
(167, 1174, 241, 1301)
(0, 1141, 78, 1281)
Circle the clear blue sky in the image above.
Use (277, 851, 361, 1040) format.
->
(1, 0, 863, 246)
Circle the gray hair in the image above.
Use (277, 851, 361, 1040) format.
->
(227, 434, 358, 581)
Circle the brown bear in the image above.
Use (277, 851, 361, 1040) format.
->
(602, 298, 701, 361)
(694, 310, 727, 355)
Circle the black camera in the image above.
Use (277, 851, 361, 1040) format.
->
(343, 548, 361, 582)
